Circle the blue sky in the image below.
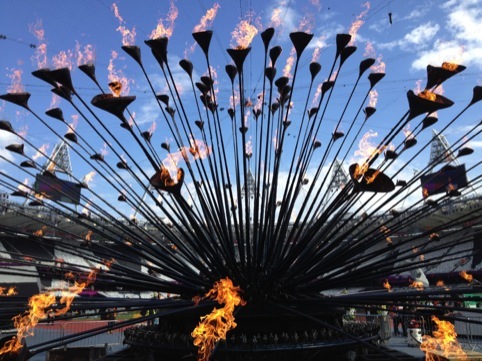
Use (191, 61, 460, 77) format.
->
(0, 0, 481, 218)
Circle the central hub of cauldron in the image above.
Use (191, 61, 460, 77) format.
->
(123, 302, 380, 361)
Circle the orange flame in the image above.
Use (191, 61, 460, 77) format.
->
(0, 270, 97, 357)
(460, 271, 473, 283)
(150, 1, 178, 39)
(370, 54, 385, 73)
(409, 280, 424, 290)
(383, 279, 391, 291)
(368, 89, 378, 108)
(420, 316, 466, 361)
(354, 130, 379, 159)
(85, 230, 93, 242)
(283, 48, 296, 77)
(403, 124, 414, 140)
(107, 51, 132, 96)
(436, 280, 445, 287)
(0, 286, 17, 297)
(269, 8, 283, 29)
(348, 2, 370, 45)
(112, 3, 137, 46)
(6, 68, 25, 93)
(34, 226, 47, 237)
(311, 47, 321, 63)
(52, 50, 74, 70)
(418, 90, 437, 101)
(193, 3, 221, 32)
(67, 114, 78, 134)
(75, 42, 95, 66)
(364, 41, 376, 58)
(83, 171, 96, 185)
(32, 143, 49, 161)
(230, 15, 259, 50)
(442, 62, 459, 71)
(29, 19, 48, 69)
(192, 277, 246, 361)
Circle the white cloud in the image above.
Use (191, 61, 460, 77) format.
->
(378, 22, 439, 51)
(411, 0, 482, 71)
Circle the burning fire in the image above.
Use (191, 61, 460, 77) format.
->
(192, 277, 246, 361)
(107, 50, 133, 97)
(459, 271, 473, 283)
(150, 0, 178, 39)
(442, 62, 459, 72)
(418, 90, 437, 102)
(230, 14, 259, 50)
(75, 42, 96, 66)
(6, 68, 25, 94)
(52, 50, 74, 70)
(420, 316, 466, 361)
(270, 7, 283, 29)
(370, 54, 386, 73)
(29, 19, 48, 69)
(34, 226, 47, 237)
(67, 114, 78, 134)
(354, 130, 379, 159)
(83, 171, 96, 186)
(383, 279, 391, 291)
(409, 280, 424, 290)
(0, 286, 17, 297)
(403, 124, 414, 140)
(0, 270, 98, 357)
(348, 2, 370, 45)
(368, 89, 378, 108)
(283, 48, 296, 77)
(32, 143, 49, 161)
(364, 41, 376, 58)
(112, 3, 136, 46)
(193, 3, 220, 32)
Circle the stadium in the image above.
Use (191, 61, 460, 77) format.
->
(1, 1, 482, 360)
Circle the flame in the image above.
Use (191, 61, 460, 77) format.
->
(368, 89, 378, 108)
(32, 143, 49, 161)
(107, 50, 133, 96)
(329, 69, 338, 82)
(245, 140, 253, 158)
(6, 68, 25, 93)
(312, 83, 322, 106)
(348, 2, 370, 45)
(230, 15, 259, 50)
(75, 42, 96, 66)
(297, 13, 314, 33)
(52, 50, 74, 70)
(410, 280, 424, 290)
(49, 93, 60, 110)
(150, 1, 178, 39)
(0, 270, 98, 357)
(269, 8, 283, 29)
(112, 3, 137, 46)
(83, 171, 96, 185)
(383, 279, 391, 291)
(189, 138, 212, 160)
(420, 316, 466, 361)
(403, 124, 414, 140)
(101, 142, 109, 157)
(436, 280, 445, 287)
(460, 271, 473, 283)
(442, 62, 459, 72)
(67, 114, 78, 134)
(193, 3, 221, 32)
(311, 47, 321, 63)
(283, 47, 296, 77)
(17, 125, 28, 138)
(423, 188, 429, 198)
(418, 90, 437, 101)
(28, 19, 48, 69)
(192, 277, 246, 361)
(364, 41, 376, 58)
(433, 84, 444, 96)
(354, 130, 378, 159)
(85, 230, 93, 242)
(148, 120, 157, 135)
(34, 226, 47, 237)
(370, 54, 385, 73)
(0, 286, 17, 297)
(365, 169, 380, 184)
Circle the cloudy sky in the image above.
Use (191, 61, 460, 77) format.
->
(0, 0, 480, 218)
